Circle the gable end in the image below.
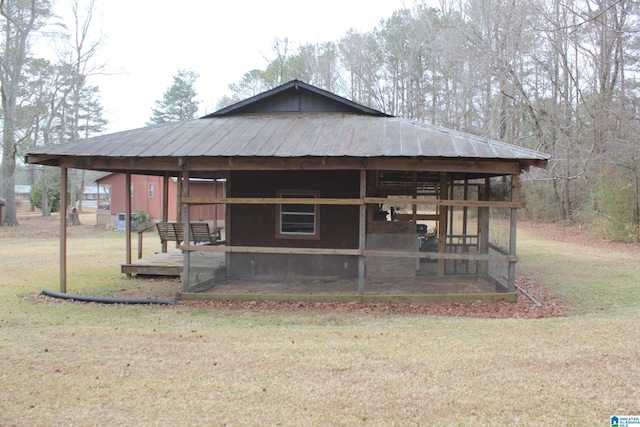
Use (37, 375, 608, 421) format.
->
(205, 80, 389, 117)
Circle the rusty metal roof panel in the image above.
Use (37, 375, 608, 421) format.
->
(291, 116, 326, 156)
(332, 116, 355, 156)
(306, 116, 339, 156)
(137, 123, 196, 157)
(220, 117, 270, 156)
(153, 119, 216, 156)
(342, 115, 369, 156)
(167, 118, 230, 157)
(277, 115, 312, 156)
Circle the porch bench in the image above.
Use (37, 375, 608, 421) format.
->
(156, 222, 222, 246)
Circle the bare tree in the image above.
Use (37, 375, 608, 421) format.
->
(0, 0, 52, 226)
(219, 0, 640, 235)
(63, 0, 104, 213)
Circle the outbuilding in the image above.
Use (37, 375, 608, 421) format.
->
(26, 80, 549, 302)
(94, 172, 225, 228)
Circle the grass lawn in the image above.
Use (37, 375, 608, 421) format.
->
(1, 214, 639, 426)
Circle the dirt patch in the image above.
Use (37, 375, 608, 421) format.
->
(0, 214, 104, 239)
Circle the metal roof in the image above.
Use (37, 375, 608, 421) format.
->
(25, 80, 549, 178)
(26, 114, 548, 169)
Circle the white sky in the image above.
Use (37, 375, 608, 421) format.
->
(70, 0, 414, 133)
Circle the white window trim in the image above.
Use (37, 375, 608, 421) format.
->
(276, 190, 320, 240)
(148, 183, 155, 199)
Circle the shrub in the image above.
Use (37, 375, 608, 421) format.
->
(587, 172, 640, 243)
(131, 210, 152, 231)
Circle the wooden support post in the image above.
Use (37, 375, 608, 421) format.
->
(478, 177, 490, 277)
(412, 172, 419, 272)
(161, 172, 170, 253)
(358, 169, 366, 296)
(508, 174, 519, 292)
(437, 172, 448, 276)
(224, 172, 231, 278)
(448, 180, 456, 274)
(176, 171, 183, 224)
(125, 172, 132, 274)
(462, 179, 469, 274)
(213, 178, 218, 229)
(411, 172, 418, 222)
(59, 167, 68, 293)
(182, 171, 191, 292)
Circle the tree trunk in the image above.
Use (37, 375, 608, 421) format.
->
(41, 170, 51, 217)
(0, 140, 19, 226)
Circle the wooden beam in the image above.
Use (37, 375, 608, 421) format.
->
(365, 197, 523, 208)
(60, 167, 68, 293)
(363, 249, 517, 262)
(181, 245, 361, 256)
(183, 197, 363, 205)
(53, 156, 524, 175)
(181, 196, 523, 208)
(179, 244, 517, 262)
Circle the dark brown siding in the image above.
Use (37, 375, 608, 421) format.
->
(229, 170, 359, 248)
(227, 170, 360, 280)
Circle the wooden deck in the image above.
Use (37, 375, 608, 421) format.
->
(121, 248, 225, 277)
(121, 250, 184, 276)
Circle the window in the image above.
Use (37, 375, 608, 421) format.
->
(277, 191, 319, 239)
(130, 184, 134, 198)
(148, 183, 155, 199)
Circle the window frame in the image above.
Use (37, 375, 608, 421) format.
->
(276, 189, 320, 240)
(148, 183, 155, 199)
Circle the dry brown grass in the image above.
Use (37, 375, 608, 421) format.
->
(0, 214, 639, 426)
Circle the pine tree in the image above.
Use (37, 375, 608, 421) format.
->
(148, 69, 199, 124)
